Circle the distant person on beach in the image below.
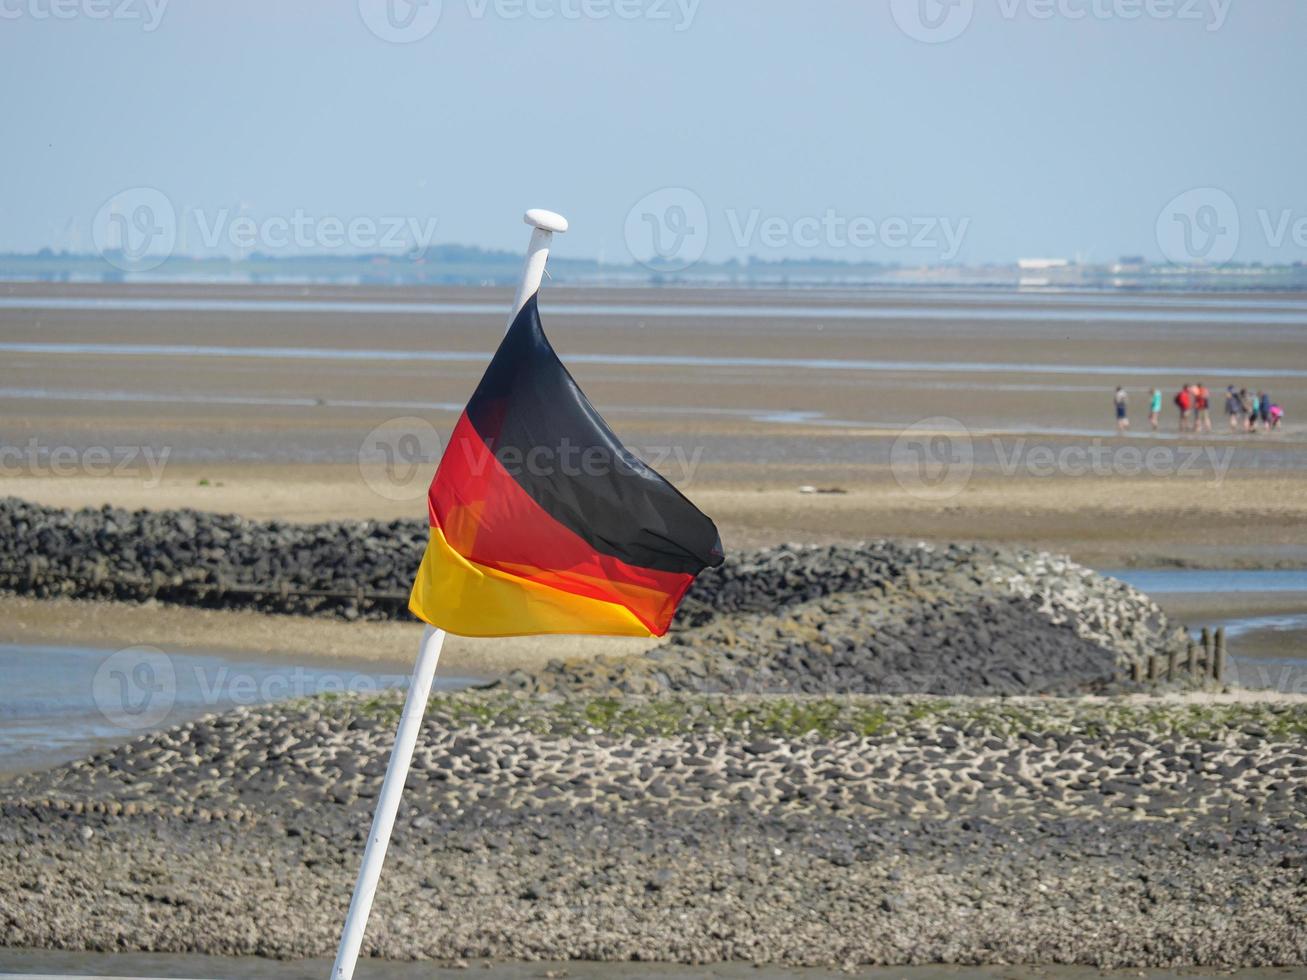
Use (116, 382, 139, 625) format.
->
(1194, 383, 1211, 432)
(1149, 388, 1162, 431)
(1225, 386, 1241, 432)
(1241, 389, 1256, 432)
(1270, 403, 1284, 430)
(1114, 386, 1129, 433)
(1175, 385, 1192, 432)
(1259, 391, 1272, 431)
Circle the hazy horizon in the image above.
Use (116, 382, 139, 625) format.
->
(3, 1, 1305, 272)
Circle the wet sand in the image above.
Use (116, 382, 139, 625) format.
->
(3, 281, 1306, 669)
(0, 592, 657, 676)
(4, 282, 1307, 468)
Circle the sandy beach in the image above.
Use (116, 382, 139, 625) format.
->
(5, 282, 1305, 540)
(5, 289, 1307, 453)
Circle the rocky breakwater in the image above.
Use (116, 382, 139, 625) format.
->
(0, 496, 425, 620)
(2, 693, 1305, 966)
(503, 543, 1194, 696)
(1, 497, 1198, 695)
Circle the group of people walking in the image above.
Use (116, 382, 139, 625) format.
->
(1114, 384, 1283, 434)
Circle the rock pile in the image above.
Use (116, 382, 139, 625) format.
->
(505, 543, 1192, 696)
(0, 498, 1193, 695)
(0, 496, 424, 619)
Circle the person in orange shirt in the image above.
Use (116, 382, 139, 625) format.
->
(1194, 383, 1211, 433)
(1175, 386, 1192, 432)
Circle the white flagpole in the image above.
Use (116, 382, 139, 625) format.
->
(330, 208, 568, 980)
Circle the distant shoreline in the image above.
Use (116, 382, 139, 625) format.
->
(4, 257, 1307, 292)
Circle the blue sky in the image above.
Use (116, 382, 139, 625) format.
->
(2, 0, 1304, 265)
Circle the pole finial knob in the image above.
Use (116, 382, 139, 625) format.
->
(524, 209, 569, 233)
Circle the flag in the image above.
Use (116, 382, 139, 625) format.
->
(408, 294, 723, 637)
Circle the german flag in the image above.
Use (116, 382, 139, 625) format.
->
(408, 294, 723, 638)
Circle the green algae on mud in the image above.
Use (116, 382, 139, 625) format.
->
(324, 690, 1307, 741)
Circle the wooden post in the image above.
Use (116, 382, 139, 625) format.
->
(1214, 627, 1227, 684)
(1130, 658, 1143, 683)
(1147, 655, 1158, 683)
(1186, 642, 1199, 678)
(1202, 627, 1214, 671)
(1166, 648, 1178, 682)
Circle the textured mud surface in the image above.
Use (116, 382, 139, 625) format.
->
(3, 694, 1305, 967)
